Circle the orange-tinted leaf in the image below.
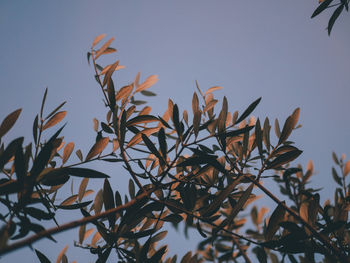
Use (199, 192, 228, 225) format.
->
(56, 245, 68, 263)
(204, 86, 223, 96)
(62, 142, 74, 165)
(115, 84, 133, 101)
(100, 64, 125, 75)
(0, 109, 22, 138)
(95, 37, 115, 60)
(92, 34, 106, 48)
(43, 111, 66, 130)
(135, 75, 158, 93)
(85, 137, 109, 161)
(60, 194, 78, 206)
(344, 160, 350, 177)
(94, 189, 103, 214)
(78, 178, 89, 201)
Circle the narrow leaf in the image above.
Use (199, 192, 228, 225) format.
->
(43, 111, 66, 130)
(85, 137, 109, 161)
(235, 97, 261, 124)
(265, 202, 286, 241)
(92, 34, 106, 48)
(0, 109, 22, 139)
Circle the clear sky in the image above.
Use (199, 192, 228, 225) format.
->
(1, 1, 350, 262)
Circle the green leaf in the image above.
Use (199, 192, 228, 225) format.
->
(328, 4, 344, 35)
(35, 249, 51, 263)
(311, 0, 334, 18)
(235, 97, 261, 124)
(140, 90, 156, 96)
(0, 108, 22, 139)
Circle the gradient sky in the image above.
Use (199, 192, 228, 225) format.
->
(1, 1, 350, 262)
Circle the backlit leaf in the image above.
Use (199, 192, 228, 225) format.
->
(135, 75, 158, 93)
(126, 115, 159, 126)
(62, 142, 74, 165)
(92, 34, 106, 48)
(56, 245, 68, 263)
(95, 37, 115, 60)
(43, 111, 66, 130)
(115, 84, 133, 101)
(78, 178, 89, 201)
(94, 189, 103, 214)
(204, 86, 223, 96)
(85, 137, 109, 161)
(344, 160, 350, 177)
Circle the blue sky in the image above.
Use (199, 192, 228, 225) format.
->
(1, 1, 350, 262)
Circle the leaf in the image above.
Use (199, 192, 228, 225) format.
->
(57, 201, 92, 210)
(94, 189, 104, 214)
(78, 224, 85, 244)
(255, 119, 263, 158)
(0, 108, 22, 139)
(224, 183, 254, 224)
(30, 125, 65, 180)
(202, 176, 243, 217)
(107, 77, 116, 109)
(40, 168, 70, 186)
(235, 97, 261, 124)
(225, 125, 254, 137)
(328, 4, 344, 35)
(43, 111, 66, 130)
(193, 111, 201, 138)
(332, 167, 342, 186)
(0, 137, 24, 170)
(141, 134, 164, 165)
(278, 108, 300, 145)
(127, 127, 160, 148)
(172, 104, 182, 138)
(115, 84, 133, 101)
(65, 168, 109, 178)
(135, 75, 158, 93)
(60, 194, 78, 206)
(203, 99, 218, 112)
(266, 149, 302, 169)
(85, 137, 109, 161)
(158, 127, 167, 160)
(344, 160, 350, 177)
(311, 0, 334, 18)
(140, 90, 156, 96)
(92, 34, 106, 47)
(263, 117, 271, 152)
(62, 142, 74, 165)
(56, 245, 68, 263)
(35, 249, 51, 263)
(126, 115, 159, 126)
(78, 178, 89, 201)
(150, 230, 168, 243)
(94, 37, 115, 60)
(204, 86, 223, 96)
(40, 88, 48, 118)
(45, 101, 67, 120)
(103, 179, 115, 226)
(100, 64, 125, 75)
(265, 202, 286, 241)
(192, 92, 199, 114)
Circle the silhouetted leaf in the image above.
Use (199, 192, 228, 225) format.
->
(265, 202, 286, 241)
(0, 108, 22, 139)
(65, 168, 109, 178)
(266, 149, 302, 169)
(328, 4, 344, 35)
(311, 0, 334, 18)
(225, 125, 254, 137)
(235, 97, 261, 124)
(141, 134, 164, 165)
(35, 249, 51, 263)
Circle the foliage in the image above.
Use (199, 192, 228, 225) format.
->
(0, 35, 349, 263)
(312, 0, 349, 35)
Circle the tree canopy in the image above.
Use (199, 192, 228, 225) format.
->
(0, 35, 349, 263)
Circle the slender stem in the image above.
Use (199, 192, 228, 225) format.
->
(0, 187, 157, 256)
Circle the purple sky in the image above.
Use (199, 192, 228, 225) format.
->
(1, 1, 350, 262)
